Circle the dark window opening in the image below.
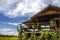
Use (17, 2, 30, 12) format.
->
(56, 20, 60, 27)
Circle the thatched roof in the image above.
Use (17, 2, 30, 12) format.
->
(31, 5, 60, 19)
(23, 5, 60, 24)
(23, 20, 33, 24)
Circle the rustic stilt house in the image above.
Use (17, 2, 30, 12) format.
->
(22, 5, 60, 32)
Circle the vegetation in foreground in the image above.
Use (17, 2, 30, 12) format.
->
(0, 31, 59, 40)
(0, 35, 18, 40)
(18, 30, 59, 40)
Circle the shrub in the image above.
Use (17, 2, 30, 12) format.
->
(22, 32, 29, 40)
(18, 30, 58, 40)
(38, 31, 57, 40)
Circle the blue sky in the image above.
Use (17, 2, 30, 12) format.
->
(0, 0, 60, 35)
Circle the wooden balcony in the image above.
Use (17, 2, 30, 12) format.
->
(18, 22, 60, 32)
(23, 22, 55, 27)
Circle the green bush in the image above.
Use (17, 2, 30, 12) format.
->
(38, 31, 57, 40)
(18, 30, 58, 40)
(18, 29, 23, 40)
(29, 32, 34, 40)
(22, 32, 29, 40)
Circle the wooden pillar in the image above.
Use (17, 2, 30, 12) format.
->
(37, 20, 39, 31)
(50, 20, 55, 27)
(54, 20, 57, 32)
(32, 24, 35, 40)
(50, 19, 55, 31)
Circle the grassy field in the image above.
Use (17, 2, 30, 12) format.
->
(0, 37, 18, 40)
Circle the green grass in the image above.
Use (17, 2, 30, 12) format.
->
(0, 37, 18, 40)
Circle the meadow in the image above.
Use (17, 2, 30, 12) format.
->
(0, 36, 18, 40)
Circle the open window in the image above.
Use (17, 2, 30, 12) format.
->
(41, 25, 50, 31)
(56, 20, 60, 27)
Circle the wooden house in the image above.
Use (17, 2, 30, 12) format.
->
(22, 5, 60, 32)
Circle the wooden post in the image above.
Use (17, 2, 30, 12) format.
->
(50, 19, 56, 31)
(54, 20, 57, 32)
(37, 20, 39, 31)
(50, 19, 55, 31)
(32, 24, 35, 40)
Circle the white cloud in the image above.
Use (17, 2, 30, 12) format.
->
(0, 0, 47, 18)
(52, 0, 60, 6)
(5, 22, 28, 27)
(0, 28, 18, 36)
(4, 22, 20, 26)
(0, 0, 60, 18)
(0, 0, 18, 11)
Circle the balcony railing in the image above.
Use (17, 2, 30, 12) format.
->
(17, 22, 60, 33)
(22, 22, 55, 28)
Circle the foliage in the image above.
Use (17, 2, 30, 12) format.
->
(22, 32, 29, 40)
(18, 29, 23, 40)
(29, 32, 34, 40)
(38, 31, 57, 40)
(18, 30, 58, 40)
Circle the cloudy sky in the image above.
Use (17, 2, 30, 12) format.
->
(0, 0, 60, 35)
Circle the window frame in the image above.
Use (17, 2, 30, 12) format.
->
(41, 25, 50, 31)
